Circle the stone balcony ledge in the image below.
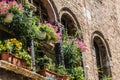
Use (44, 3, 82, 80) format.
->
(0, 60, 48, 80)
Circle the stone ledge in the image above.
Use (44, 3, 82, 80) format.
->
(0, 60, 48, 80)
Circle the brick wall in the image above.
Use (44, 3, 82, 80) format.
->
(0, 68, 32, 80)
(51, 0, 120, 80)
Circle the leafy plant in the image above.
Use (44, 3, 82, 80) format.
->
(18, 49, 32, 66)
(55, 65, 68, 76)
(0, 40, 3, 52)
(61, 30, 86, 79)
(62, 31, 82, 69)
(39, 24, 59, 43)
(69, 67, 85, 80)
(101, 75, 111, 80)
(36, 55, 55, 71)
(0, 0, 40, 39)
(1, 38, 22, 52)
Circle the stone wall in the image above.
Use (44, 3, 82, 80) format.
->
(0, 68, 32, 80)
(51, 0, 120, 80)
(0, 60, 47, 80)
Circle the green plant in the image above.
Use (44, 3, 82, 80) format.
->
(55, 65, 68, 76)
(0, 0, 40, 39)
(0, 40, 3, 52)
(101, 75, 111, 80)
(39, 24, 58, 43)
(4, 38, 22, 52)
(18, 49, 32, 66)
(62, 31, 82, 69)
(61, 30, 86, 80)
(36, 55, 55, 71)
(70, 67, 85, 80)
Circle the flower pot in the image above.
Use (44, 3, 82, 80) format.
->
(40, 69, 57, 79)
(20, 59, 27, 68)
(63, 75, 69, 80)
(0, 52, 12, 62)
(40, 69, 69, 80)
(12, 55, 21, 66)
(0, 52, 27, 68)
(1, 52, 9, 61)
(57, 75, 69, 80)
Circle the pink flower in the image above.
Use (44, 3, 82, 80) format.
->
(68, 38, 72, 43)
(9, 1, 17, 6)
(54, 25, 59, 32)
(2, 0, 6, 2)
(76, 39, 87, 51)
(19, 3, 24, 9)
(46, 23, 53, 27)
(55, 32, 62, 43)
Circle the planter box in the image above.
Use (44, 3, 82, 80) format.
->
(40, 69, 69, 80)
(57, 75, 69, 80)
(0, 52, 12, 62)
(0, 52, 27, 68)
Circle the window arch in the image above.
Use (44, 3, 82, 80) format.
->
(59, 7, 81, 37)
(33, 0, 58, 23)
(92, 31, 112, 79)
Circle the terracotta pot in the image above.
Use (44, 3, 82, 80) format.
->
(57, 75, 69, 80)
(1, 52, 12, 62)
(40, 69, 57, 78)
(40, 69, 69, 80)
(1, 52, 9, 61)
(12, 55, 21, 66)
(20, 59, 27, 68)
(63, 75, 69, 80)
(0, 52, 27, 68)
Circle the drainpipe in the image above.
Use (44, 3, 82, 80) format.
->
(30, 39, 36, 72)
(29, 0, 36, 72)
(56, 22, 65, 66)
(60, 24, 65, 66)
(82, 52, 88, 80)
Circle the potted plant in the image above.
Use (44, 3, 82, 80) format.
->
(0, 38, 31, 69)
(36, 55, 57, 78)
(55, 65, 69, 80)
(36, 55, 55, 71)
(61, 30, 87, 80)
(0, 0, 40, 39)
(69, 67, 85, 80)
(18, 49, 31, 69)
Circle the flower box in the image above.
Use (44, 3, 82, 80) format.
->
(40, 69, 69, 80)
(0, 52, 27, 68)
(57, 75, 69, 80)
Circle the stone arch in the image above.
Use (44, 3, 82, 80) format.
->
(33, 0, 58, 23)
(91, 31, 112, 79)
(59, 7, 81, 37)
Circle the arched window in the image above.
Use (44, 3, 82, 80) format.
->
(92, 32, 112, 79)
(33, 0, 57, 23)
(32, 0, 59, 66)
(61, 13, 77, 36)
(60, 8, 84, 67)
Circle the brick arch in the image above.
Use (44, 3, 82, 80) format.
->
(48, 0, 59, 22)
(91, 31, 111, 57)
(59, 7, 80, 29)
(34, 0, 59, 23)
(59, 7, 81, 37)
(91, 31, 112, 79)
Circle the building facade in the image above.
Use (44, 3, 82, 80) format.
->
(45, 0, 120, 80)
(0, 0, 120, 80)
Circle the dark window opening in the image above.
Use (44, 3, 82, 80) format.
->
(93, 37, 111, 79)
(61, 14, 77, 36)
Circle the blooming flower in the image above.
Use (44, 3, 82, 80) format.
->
(0, 1, 9, 15)
(76, 39, 87, 51)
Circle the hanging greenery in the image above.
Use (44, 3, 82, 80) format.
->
(62, 30, 87, 79)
